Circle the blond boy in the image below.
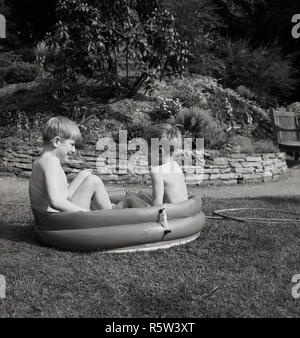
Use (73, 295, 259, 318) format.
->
(29, 116, 112, 212)
(121, 123, 188, 208)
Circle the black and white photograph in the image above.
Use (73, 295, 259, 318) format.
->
(0, 0, 299, 322)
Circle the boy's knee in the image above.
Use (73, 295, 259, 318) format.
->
(85, 174, 104, 187)
(80, 169, 93, 178)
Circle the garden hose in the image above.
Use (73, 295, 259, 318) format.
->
(210, 208, 300, 224)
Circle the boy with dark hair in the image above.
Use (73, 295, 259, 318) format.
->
(121, 123, 188, 208)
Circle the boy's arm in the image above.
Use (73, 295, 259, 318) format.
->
(43, 158, 89, 212)
(150, 172, 164, 206)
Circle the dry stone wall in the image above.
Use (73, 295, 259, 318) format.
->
(0, 142, 288, 185)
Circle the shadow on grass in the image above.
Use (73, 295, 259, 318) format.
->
(248, 196, 300, 206)
(0, 221, 39, 246)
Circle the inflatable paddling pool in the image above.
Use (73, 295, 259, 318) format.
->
(32, 197, 205, 253)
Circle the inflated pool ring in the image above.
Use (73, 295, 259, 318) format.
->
(32, 197, 205, 253)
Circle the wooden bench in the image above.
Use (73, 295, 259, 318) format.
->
(271, 109, 300, 160)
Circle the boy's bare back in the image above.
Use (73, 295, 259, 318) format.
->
(151, 158, 188, 204)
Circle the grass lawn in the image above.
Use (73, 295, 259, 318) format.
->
(0, 195, 299, 318)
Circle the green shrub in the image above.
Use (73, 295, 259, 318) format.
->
(226, 135, 255, 153)
(4, 62, 40, 84)
(35, 40, 60, 65)
(188, 52, 227, 80)
(153, 76, 271, 140)
(253, 139, 279, 153)
(126, 109, 153, 139)
(0, 72, 5, 88)
(205, 85, 272, 139)
(216, 38, 298, 107)
(0, 81, 59, 116)
(47, 0, 188, 96)
(0, 66, 7, 79)
(150, 97, 182, 121)
(205, 87, 257, 137)
(226, 135, 278, 153)
(78, 117, 127, 145)
(104, 99, 153, 139)
(0, 57, 11, 68)
(235, 85, 256, 100)
(0, 111, 47, 143)
(175, 107, 227, 149)
(17, 48, 37, 63)
(58, 97, 155, 141)
(0, 52, 23, 68)
(0, 111, 45, 130)
(170, 82, 207, 108)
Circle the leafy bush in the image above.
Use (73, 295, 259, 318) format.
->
(152, 76, 272, 140)
(59, 96, 100, 121)
(226, 135, 278, 154)
(162, 0, 224, 79)
(0, 111, 45, 130)
(47, 0, 189, 96)
(104, 99, 153, 139)
(169, 81, 208, 108)
(205, 85, 272, 139)
(127, 109, 153, 139)
(235, 85, 256, 100)
(0, 111, 47, 143)
(253, 139, 279, 153)
(77, 116, 127, 145)
(3, 62, 40, 84)
(17, 48, 37, 63)
(216, 38, 298, 107)
(35, 40, 60, 65)
(226, 135, 255, 154)
(205, 87, 257, 137)
(174, 107, 227, 149)
(0, 81, 59, 116)
(188, 52, 227, 79)
(163, 0, 221, 47)
(0, 70, 6, 88)
(150, 97, 182, 121)
(0, 57, 12, 68)
(0, 52, 23, 68)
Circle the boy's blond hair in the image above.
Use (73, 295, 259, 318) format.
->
(143, 123, 182, 155)
(42, 116, 82, 144)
